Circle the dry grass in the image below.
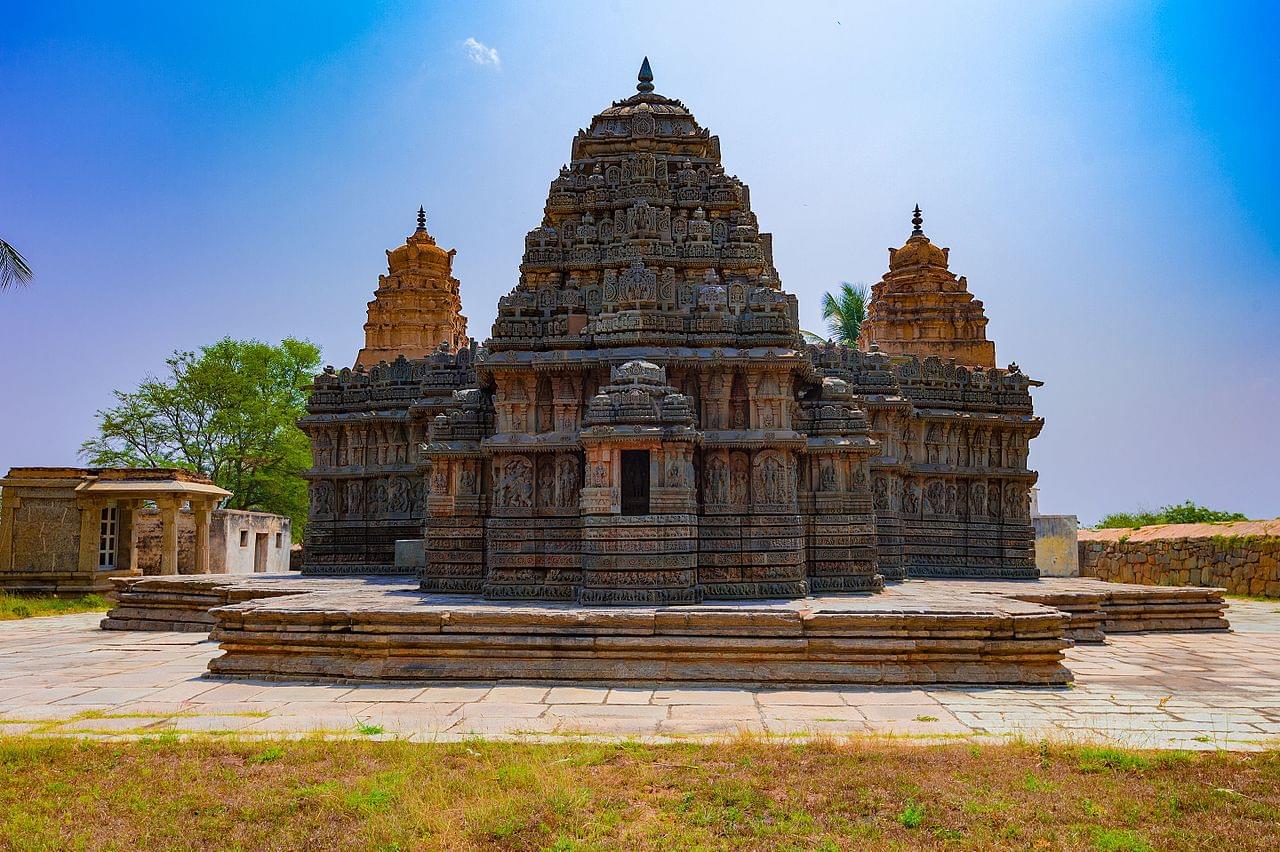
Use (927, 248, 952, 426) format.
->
(0, 593, 108, 621)
(0, 737, 1276, 849)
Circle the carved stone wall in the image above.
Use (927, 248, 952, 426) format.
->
(300, 346, 477, 574)
(809, 345, 1042, 580)
(1080, 522, 1280, 597)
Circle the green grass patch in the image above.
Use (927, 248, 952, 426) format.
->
(0, 738, 1273, 849)
(0, 592, 109, 620)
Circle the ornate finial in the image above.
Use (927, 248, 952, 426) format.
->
(911, 204, 923, 236)
(416, 206, 427, 232)
(637, 56, 654, 93)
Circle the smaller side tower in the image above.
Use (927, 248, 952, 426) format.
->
(356, 208, 469, 369)
(857, 207, 996, 370)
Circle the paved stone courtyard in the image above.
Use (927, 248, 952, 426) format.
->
(0, 599, 1276, 750)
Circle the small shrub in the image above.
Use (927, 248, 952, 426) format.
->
(1095, 501, 1248, 529)
(252, 746, 285, 763)
(898, 801, 925, 829)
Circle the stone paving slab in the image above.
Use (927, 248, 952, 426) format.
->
(1, 600, 1278, 750)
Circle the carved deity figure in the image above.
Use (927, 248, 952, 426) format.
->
(345, 480, 364, 517)
(729, 455, 750, 506)
(705, 456, 728, 504)
(901, 479, 920, 515)
(312, 481, 334, 517)
(757, 455, 790, 505)
(970, 482, 986, 517)
(556, 457, 579, 507)
(390, 476, 410, 514)
(368, 478, 388, 516)
(498, 457, 534, 508)
(820, 461, 837, 492)
(873, 475, 890, 512)
(589, 461, 609, 488)
(538, 461, 556, 508)
(925, 480, 946, 515)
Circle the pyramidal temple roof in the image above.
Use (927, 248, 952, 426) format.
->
(489, 58, 798, 354)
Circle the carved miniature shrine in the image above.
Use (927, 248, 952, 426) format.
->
(299, 59, 1044, 601)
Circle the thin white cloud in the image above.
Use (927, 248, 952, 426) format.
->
(462, 37, 501, 69)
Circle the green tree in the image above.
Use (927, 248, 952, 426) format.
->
(820, 282, 870, 345)
(1095, 500, 1249, 529)
(0, 238, 33, 290)
(81, 338, 321, 533)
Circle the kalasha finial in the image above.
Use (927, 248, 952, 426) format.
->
(911, 204, 924, 236)
(416, 206, 427, 231)
(637, 56, 654, 93)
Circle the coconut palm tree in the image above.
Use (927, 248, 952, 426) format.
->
(0, 238, 33, 290)
(820, 281, 870, 345)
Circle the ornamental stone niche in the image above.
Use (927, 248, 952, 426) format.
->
(301, 59, 1043, 595)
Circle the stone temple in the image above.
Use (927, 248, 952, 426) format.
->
(105, 62, 1230, 686)
(299, 59, 1043, 600)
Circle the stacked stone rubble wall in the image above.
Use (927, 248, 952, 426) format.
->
(1079, 521, 1280, 598)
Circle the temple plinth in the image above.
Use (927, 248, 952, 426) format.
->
(857, 207, 997, 370)
(355, 208, 469, 369)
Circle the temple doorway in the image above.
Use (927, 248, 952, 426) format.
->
(620, 450, 650, 515)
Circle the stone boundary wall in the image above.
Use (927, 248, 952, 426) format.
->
(1079, 520, 1280, 597)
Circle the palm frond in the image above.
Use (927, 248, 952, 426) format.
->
(818, 281, 870, 344)
(0, 239, 33, 290)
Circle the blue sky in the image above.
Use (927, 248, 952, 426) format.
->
(2, 1, 1277, 523)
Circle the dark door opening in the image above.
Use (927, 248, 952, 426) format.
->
(253, 532, 269, 573)
(620, 450, 650, 516)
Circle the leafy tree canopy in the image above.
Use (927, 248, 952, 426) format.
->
(81, 337, 321, 533)
(1095, 500, 1249, 529)
(819, 282, 870, 345)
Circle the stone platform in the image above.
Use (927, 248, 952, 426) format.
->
(100, 574, 1228, 687)
(206, 586, 1072, 686)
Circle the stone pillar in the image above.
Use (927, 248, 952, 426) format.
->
(156, 497, 180, 576)
(193, 500, 212, 575)
(0, 495, 18, 571)
(76, 498, 102, 573)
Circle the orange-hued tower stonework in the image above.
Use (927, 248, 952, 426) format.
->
(355, 208, 469, 368)
(857, 206, 997, 370)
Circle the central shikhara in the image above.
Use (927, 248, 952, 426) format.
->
(300, 60, 1043, 604)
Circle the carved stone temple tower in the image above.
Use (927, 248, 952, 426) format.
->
(857, 206, 997, 369)
(301, 60, 1043, 590)
(355, 208, 469, 369)
(419, 58, 885, 603)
